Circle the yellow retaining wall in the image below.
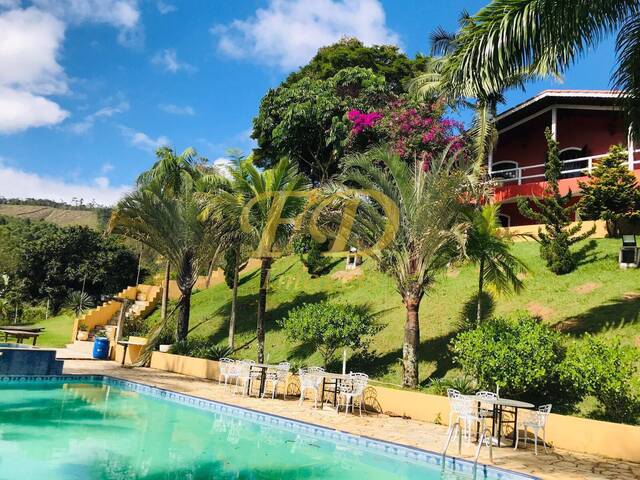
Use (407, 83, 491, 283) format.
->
(112, 336, 147, 364)
(143, 352, 640, 463)
(501, 220, 608, 241)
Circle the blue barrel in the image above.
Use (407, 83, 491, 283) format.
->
(92, 337, 110, 360)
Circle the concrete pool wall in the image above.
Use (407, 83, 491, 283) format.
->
(0, 344, 63, 375)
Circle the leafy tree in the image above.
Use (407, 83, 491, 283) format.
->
(15, 224, 139, 312)
(518, 128, 594, 274)
(340, 146, 477, 387)
(279, 301, 381, 369)
(284, 38, 430, 93)
(299, 239, 331, 277)
(200, 157, 308, 362)
(561, 334, 639, 423)
(466, 204, 528, 323)
(253, 67, 393, 183)
(451, 311, 571, 405)
(578, 145, 640, 236)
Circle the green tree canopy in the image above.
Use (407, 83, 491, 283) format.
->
(578, 145, 640, 236)
(284, 38, 430, 93)
(253, 67, 392, 182)
(279, 301, 381, 369)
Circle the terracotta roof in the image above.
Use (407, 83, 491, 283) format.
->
(496, 90, 622, 129)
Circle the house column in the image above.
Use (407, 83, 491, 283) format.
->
(628, 124, 635, 171)
(551, 108, 558, 141)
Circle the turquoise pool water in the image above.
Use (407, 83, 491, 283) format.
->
(0, 377, 536, 479)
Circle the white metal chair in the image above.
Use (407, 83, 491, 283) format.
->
(457, 395, 495, 443)
(234, 360, 256, 396)
(218, 358, 238, 386)
(514, 404, 552, 455)
(298, 367, 324, 408)
(336, 372, 368, 416)
(446, 388, 463, 433)
(475, 390, 498, 420)
(263, 362, 290, 399)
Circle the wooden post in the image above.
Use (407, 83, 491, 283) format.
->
(115, 299, 129, 342)
(628, 124, 635, 170)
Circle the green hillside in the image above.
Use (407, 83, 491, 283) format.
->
(145, 238, 640, 386)
(0, 204, 99, 228)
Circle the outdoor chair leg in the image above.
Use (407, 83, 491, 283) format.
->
(513, 425, 519, 451)
(534, 430, 538, 456)
(523, 426, 528, 448)
(543, 428, 548, 453)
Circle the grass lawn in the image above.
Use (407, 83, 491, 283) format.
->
(36, 311, 74, 348)
(146, 238, 640, 387)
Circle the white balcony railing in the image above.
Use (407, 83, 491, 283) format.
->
(490, 150, 640, 185)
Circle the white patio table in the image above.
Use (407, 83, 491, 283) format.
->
(467, 395, 534, 447)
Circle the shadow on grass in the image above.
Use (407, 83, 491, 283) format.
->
(203, 291, 331, 347)
(552, 293, 640, 335)
(458, 291, 496, 330)
(574, 239, 600, 267)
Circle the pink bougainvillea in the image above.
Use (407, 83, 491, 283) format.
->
(347, 109, 383, 134)
(347, 99, 466, 171)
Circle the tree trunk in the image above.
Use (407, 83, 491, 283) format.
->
(402, 296, 421, 388)
(228, 248, 240, 350)
(176, 289, 191, 342)
(205, 259, 215, 289)
(161, 261, 170, 321)
(477, 257, 485, 324)
(257, 257, 272, 363)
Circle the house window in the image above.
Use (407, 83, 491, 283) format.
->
(498, 213, 511, 228)
(491, 161, 519, 181)
(559, 147, 587, 179)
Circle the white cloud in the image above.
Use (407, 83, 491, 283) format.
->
(158, 103, 194, 116)
(67, 100, 129, 134)
(151, 48, 196, 74)
(31, 0, 141, 45)
(120, 126, 169, 152)
(156, 1, 176, 14)
(0, 86, 68, 133)
(0, 162, 130, 205)
(212, 0, 400, 70)
(211, 157, 234, 179)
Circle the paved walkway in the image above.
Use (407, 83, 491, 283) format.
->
(63, 360, 640, 480)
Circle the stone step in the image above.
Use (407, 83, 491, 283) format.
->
(57, 340, 96, 360)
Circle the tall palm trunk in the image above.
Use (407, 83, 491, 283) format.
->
(205, 259, 215, 289)
(176, 251, 195, 342)
(402, 294, 421, 388)
(176, 289, 192, 341)
(257, 257, 272, 363)
(161, 261, 170, 321)
(477, 257, 485, 324)
(228, 246, 240, 350)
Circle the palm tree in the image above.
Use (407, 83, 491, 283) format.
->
(408, 11, 535, 166)
(339, 146, 477, 387)
(201, 157, 308, 362)
(466, 204, 528, 323)
(110, 179, 221, 342)
(137, 146, 203, 321)
(435, 1, 640, 134)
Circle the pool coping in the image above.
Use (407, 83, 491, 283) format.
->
(0, 374, 540, 480)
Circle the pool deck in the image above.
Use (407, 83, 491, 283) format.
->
(63, 360, 639, 480)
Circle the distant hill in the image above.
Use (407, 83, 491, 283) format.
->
(0, 204, 99, 228)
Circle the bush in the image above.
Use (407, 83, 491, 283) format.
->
(300, 241, 331, 277)
(169, 337, 232, 361)
(20, 305, 49, 324)
(279, 301, 381, 368)
(561, 335, 640, 423)
(451, 311, 569, 404)
(427, 375, 478, 395)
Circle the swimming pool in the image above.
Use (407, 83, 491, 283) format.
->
(0, 376, 538, 479)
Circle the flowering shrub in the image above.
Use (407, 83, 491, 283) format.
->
(347, 99, 466, 170)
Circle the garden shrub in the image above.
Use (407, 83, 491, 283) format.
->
(19, 305, 49, 324)
(169, 336, 232, 361)
(279, 301, 381, 368)
(451, 311, 570, 404)
(561, 335, 640, 423)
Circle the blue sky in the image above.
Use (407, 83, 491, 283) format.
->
(0, 0, 618, 205)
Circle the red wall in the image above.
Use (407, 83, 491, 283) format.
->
(494, 108, 626, 172)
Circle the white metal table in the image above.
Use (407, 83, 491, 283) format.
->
(469, 396, 535, 447)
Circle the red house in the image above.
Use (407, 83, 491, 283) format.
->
(489, 90, 639, 227)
